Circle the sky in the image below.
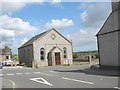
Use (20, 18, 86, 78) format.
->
(0, 0, 112, 54)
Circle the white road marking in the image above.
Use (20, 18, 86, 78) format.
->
(62, 77, 94, 85)
(114, 87, 120, 89)
(33, 72, 41, 74)
(69, 69, 78, 71)
(0, 74, 3, 77)
(30, 77, 53, 86)
(43, 73, 53, 76)
(16, 73, 23, 75)
(7, 74, 14, 76)
(49, 71, 57, 73)
(8, 79, 15, 89)
(25, 73, 30, 74)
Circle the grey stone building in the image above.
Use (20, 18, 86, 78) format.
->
(96, 2, 120, 67)
(18, 28, 73, 67)
(0, 46, 11, 62)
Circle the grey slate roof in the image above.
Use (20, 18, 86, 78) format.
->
(19, 31, 47, 49)
(96, 1, 120, 36)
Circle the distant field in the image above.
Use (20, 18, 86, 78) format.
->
(73, 58, 99, 65)
(73, 50, 99, 60)
(73, 50, 98, 56)
(73, 50, 99, 65)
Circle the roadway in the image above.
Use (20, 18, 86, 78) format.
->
(1, 65, 119, 89)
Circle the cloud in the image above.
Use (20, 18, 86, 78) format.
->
(21, 38, 28, 44)
(0, 0, 44, 14)
(51, 0, 61, 4)
(0, 15, 38, 48)
(72, 2, 111, 51)
(0, 1, 27, 14)
(49, 0, 63, 8)
(71, 29, 97, 51)
(1, 15, 38, 35)
(67, 35, 71, 38)
(80, 2, 111, 28)
(45, 19, 74, 29)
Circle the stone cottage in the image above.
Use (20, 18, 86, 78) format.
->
(0, 46, 11, 62)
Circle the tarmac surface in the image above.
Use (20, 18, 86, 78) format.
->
(1, 64, 119, 89)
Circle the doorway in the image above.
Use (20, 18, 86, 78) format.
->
(55, 53, 61, 65)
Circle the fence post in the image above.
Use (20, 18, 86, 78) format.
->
(88, 55, 92, 65)
(32, 59, 35, 68)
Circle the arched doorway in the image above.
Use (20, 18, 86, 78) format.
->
(48, 46, 62, 66)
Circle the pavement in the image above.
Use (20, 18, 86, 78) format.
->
(0, 65, 119, 89)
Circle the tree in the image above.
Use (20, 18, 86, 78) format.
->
(73, 53, 78, 59)
(11, 54, 19, 61)
(95, 53, 99, 58)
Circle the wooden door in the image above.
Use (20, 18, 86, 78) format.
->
(55, 53, 61, 65)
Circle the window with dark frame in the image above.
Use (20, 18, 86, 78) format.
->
(40, 51, 44, 55)
(40, 48, 45, 60)
(63, 47, 67, 59)
(6, 56, 9, 59)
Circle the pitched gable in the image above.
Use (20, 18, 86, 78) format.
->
(33, 28, 71, 45)
(19, 28, 71, 49)
(49, 46, 63, 53)
(51, 28, 71, 44)
(96, 2, 120, 36)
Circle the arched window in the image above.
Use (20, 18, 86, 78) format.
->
(63, 47, 67, 59)
(40, 48, 45, 60)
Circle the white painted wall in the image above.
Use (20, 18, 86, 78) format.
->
(98, 31, 119, 66)
(34, 29, 73, 67)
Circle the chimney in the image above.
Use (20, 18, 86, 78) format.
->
(112, 1, 120, 11)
